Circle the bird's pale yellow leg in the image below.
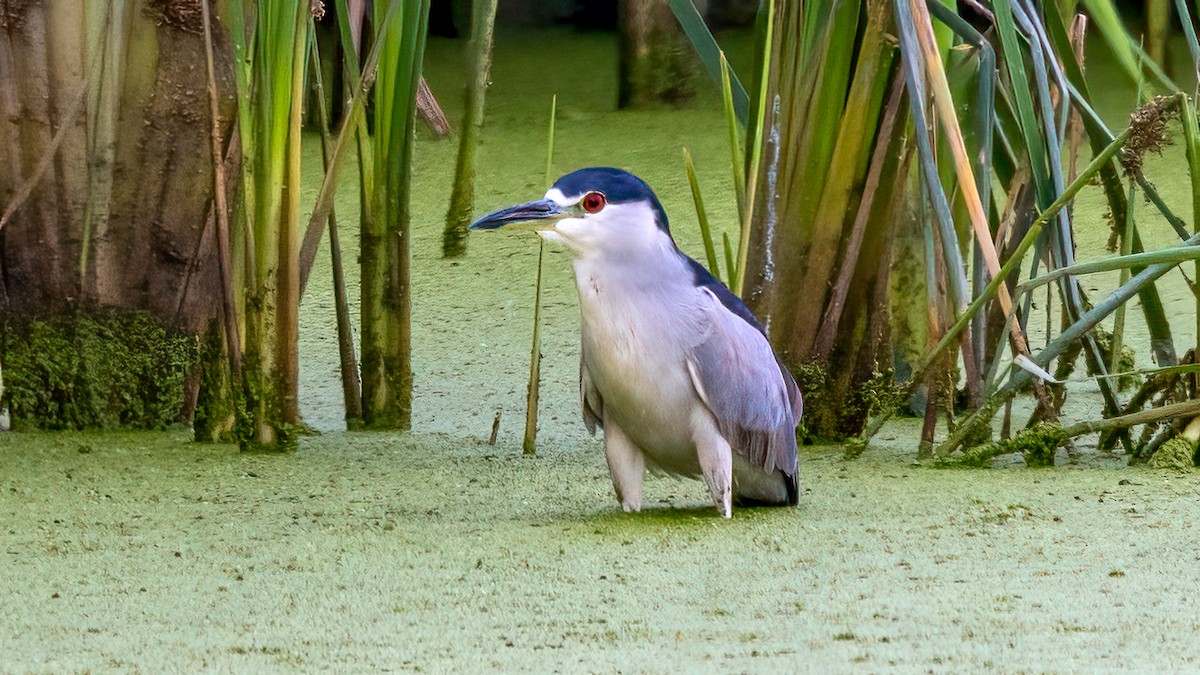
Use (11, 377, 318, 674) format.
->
(602, 417, 645, 512)
(692, 410, 733, 518)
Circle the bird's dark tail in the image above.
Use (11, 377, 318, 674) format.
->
(784, 471, 800, 506)
(732, 469, 800, 507)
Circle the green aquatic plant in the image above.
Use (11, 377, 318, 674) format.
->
(442, 0, 500, 258)
(1150, 436, 1198, 470)
(1006, 424, 1068, 468)
(215, 0, 315, 451)
(671, 0, 1200, 456)
(358, 0, 432, 430)
(3, 312, 196, 431)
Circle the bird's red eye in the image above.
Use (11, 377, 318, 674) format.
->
(581, 192, 606, 214)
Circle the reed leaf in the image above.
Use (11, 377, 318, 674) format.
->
(682, 148, 722, 281)
(1049, 5, 1179, 366)
(1080, 0, 1176, 91)
(1182, 96, 1200, 354)
(298, 0, 405, 293)
(733, 0, 773, 296)
(360, 0, 432, 430)
(443, 0, 500, 258)
(894, 0, 971, 316)
(720, 52, 745, 221)
(666, 0, 749, 122)
(1018, 245, 1200, 293)
(908, 0, 1004, 303)
(1176, 0, 1200, 85)
(722, 231, 736, 288)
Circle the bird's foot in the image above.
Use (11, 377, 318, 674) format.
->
(711, 487, 732, 518)
(704, 474, 731, 518)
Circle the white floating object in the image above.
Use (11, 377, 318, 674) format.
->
(1015, 354, 1062, 384)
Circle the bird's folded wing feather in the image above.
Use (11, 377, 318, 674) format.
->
(580, 346, 603, 435)
(685, 289, 800, 476)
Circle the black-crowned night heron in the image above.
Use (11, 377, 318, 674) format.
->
(471, 168, 802, 517)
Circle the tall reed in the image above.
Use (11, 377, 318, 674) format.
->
(523, 95, 557, 456)
(677, 0, 1200, 460)
(359, 0, 431, 430)
(215, 0, 314, 451)
(443, 0, 501, 258)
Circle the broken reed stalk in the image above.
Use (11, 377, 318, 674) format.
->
(489, 410, 502, 445)
(200, 0, 244, 386)
(309, 27, 364, 426)
(523, 242, 545, 456)
(1110, 177, 1137, 374)
(523, 95, 557, 455)
(1059, 399, 1200, 441)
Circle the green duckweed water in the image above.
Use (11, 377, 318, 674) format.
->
(2, 29, 1200, 671)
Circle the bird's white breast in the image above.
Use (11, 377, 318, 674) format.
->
(573, 253, 709, 473)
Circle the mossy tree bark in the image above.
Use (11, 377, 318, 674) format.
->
(617, 0, 698, 108)
(0, 1, 233, 430)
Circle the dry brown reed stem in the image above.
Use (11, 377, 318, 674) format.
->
(200, 0, 243, 382)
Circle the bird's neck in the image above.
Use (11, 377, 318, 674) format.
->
(572, 246, 694, 335)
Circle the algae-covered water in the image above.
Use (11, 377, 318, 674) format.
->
(3, 29, 1200, 671)
(4, 429, 1200, 670)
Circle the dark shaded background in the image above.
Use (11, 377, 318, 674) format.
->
(429, 0, 1173, 35)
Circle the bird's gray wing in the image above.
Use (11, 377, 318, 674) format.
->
(580, 346, 603, 435)
(685, 288, 800, 477)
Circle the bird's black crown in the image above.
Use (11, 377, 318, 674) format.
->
(552, 167, 671, 232)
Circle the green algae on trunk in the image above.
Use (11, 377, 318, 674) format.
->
(193, 319, 240, 443)
(1, 311, 197, 431)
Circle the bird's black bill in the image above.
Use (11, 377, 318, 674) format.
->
(469, 199, 566, 231)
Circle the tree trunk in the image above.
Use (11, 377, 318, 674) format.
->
(0, 0, 232, 430)
(617, 0, 697, 109)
